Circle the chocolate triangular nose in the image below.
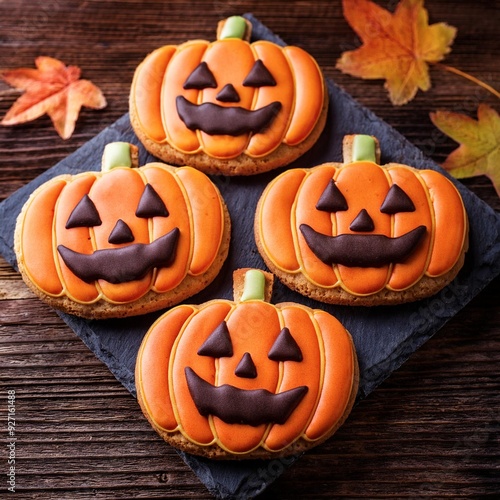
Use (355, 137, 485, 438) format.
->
(216, 83, 240, 103)
(235, 352, 257, 379)
(108, 219, 134, 244)
(350, 209, 374, 232)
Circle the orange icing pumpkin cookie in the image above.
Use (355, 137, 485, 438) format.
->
(14, 142, 230, 319)
(129, 16, 328, 176)
(255, 135, 469, 306)
(135, 268, 358, 459)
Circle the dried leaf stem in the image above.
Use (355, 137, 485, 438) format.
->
(433, 63, 500, 100)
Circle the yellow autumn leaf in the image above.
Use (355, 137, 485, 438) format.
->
(336, 0, 456, 105)
(430, 104, 500, 197)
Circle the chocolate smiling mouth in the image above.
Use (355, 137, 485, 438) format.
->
(176, 96, 282, 136)
(57, 227, 180, 284)
(300, 224, 426, 267)
(185, 367, 308, 426)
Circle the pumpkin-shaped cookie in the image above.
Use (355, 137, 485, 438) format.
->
(15, 142, 230, 319)
(255, 135, 468, 305)
(130, 16, 327, 175)
(135, 269, 358, 459)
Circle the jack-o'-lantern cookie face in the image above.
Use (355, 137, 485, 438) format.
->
(135, 269, 359, 459)
(185, 320, 308, 428)
(130, 16, 328, 175)
(57, 181, 180, 286)
(176, 58, 282, 137)
(299, 168, 427, 269)
(255, 135, 468, 306)
(14, 142, 230, 319)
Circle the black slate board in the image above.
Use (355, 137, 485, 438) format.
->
(1, 14, 500, 499)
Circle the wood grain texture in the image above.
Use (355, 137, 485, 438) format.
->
(1, 0, 499, 498)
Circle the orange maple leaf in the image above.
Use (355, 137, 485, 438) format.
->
(336, 0, 456, 105)
(430, 104, 500, 197)
(0, 56, 107, 139)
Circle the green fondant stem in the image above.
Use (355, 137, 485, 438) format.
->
(241, 269, 266, 302)
(102, 142, 133, 171)
(353, 135, 377, 163)
(219, 16, 247, 40)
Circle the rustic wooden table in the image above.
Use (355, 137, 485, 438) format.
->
(1, 1, 499, 498)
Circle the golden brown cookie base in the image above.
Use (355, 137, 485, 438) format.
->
(129, 85, 329, 176)
(14, 194, 231, 320)
(135, 332, 359, 460)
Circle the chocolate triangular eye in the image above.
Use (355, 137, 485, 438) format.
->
(136, 184, 169, 218)
(66, 194, 102, 229)
(235, 352, 257, 379)
(316, 179, 348, 212)
(198, 321, 233, 358)
(108, 219, 134, 244)
(380, 184, 416, 214)
(349, 209, 374, 232)
(243, 59, 276, 87)
(216, 83, 240, 103)
(183, 62, 217, 90)
(268, 327, 303, 362)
